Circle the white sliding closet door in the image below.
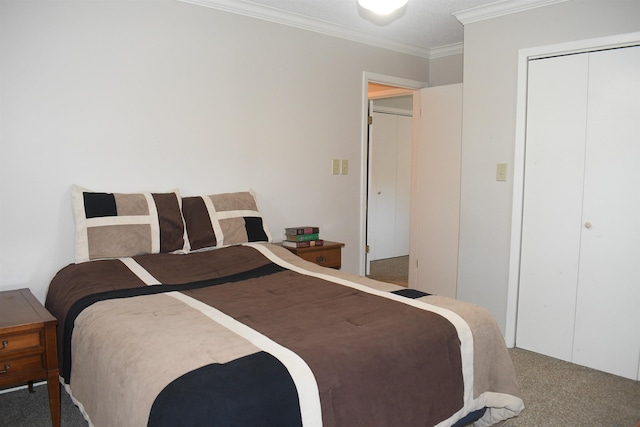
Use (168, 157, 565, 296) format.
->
(517, 46, 640, 380)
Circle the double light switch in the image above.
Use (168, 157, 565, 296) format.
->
(332, 159, 349, 175)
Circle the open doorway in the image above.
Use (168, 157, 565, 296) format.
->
(358, 73, 426, 286)
(361, 75, 462, 297)
(365, 82, 414, 287)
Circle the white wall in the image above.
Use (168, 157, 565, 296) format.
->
(0, 0, 428, 302)
(457, 0, 640, 335)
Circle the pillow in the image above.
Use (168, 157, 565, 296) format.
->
(182, 190, 271, 251)
(72, 185, 189, 262)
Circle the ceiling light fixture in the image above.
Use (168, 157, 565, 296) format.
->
(358, 0, 408, 15)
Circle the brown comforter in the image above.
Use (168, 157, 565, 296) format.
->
(45, 243, 523, 427)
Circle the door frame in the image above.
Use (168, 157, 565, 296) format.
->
(359, 72, 426, 277)
(505, 31, 640, 348)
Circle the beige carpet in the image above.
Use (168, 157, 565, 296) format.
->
(368, 255, 409, 287)
(503, 347, 640, 426)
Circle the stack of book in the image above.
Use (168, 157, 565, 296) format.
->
(283, 226, 323, 248)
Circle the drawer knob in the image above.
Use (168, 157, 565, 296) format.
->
(316, 255, 326, 263)
(0, 363, 9, 374)
(1, 340, 7, 350)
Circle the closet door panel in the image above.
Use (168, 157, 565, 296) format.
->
(572, 46, 640, 379)
(368, 112, 412, 261)
(516, 54, 589, 361)
(368, 112, 398, 261)
(394, 115, 412, 257)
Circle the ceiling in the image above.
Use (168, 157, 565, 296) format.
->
(180, 0, 509, 58)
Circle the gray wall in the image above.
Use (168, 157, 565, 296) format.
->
(0, 0, 429, 301)
(457, 0, 640, 335)
(429, 53, 464, 86)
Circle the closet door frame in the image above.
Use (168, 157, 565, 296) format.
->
(505, 31, 640, 352)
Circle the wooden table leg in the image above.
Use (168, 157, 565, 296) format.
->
(47, 372, 61, 427)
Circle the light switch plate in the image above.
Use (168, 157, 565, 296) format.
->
(332, 159, 340, 175)
(341, 159, 349, 175)
(496, 163, 507, 181)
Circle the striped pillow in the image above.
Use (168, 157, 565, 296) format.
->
(72, 185, 189, 262)
(182, 190, 271, 251)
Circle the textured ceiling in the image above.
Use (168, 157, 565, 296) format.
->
(232, 0, 499, 51)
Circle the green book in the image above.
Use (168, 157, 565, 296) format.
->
(285, 233, 320, 242)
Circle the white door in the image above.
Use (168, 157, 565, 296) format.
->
(571, 46, 640, 378)
(409, 84, 462, 298)
(367, 110, 411, 262)
(517, 46, 640, 380)
(516, 53, 589, 362)
(394, 115, 412, 258)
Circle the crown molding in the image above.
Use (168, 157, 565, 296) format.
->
(453, 0, 570, 25)
(177, 0, 435, 58)
(429, 42, 464, 59)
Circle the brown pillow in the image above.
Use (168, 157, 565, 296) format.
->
(72, 185, 189, 262)
(182, 190, 271, 251)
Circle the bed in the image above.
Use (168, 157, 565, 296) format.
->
(44, 186, 524, 427)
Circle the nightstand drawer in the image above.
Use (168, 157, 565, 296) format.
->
(279, 240, 345, 269)
(0, 288, 60, 427)
(0, 353, 44, 377)
(297, 248, 341, 268)
(0, 330, 43, 354)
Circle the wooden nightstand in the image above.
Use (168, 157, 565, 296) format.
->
(279, 241, 345, 269)
(0, 288, 60, 427)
